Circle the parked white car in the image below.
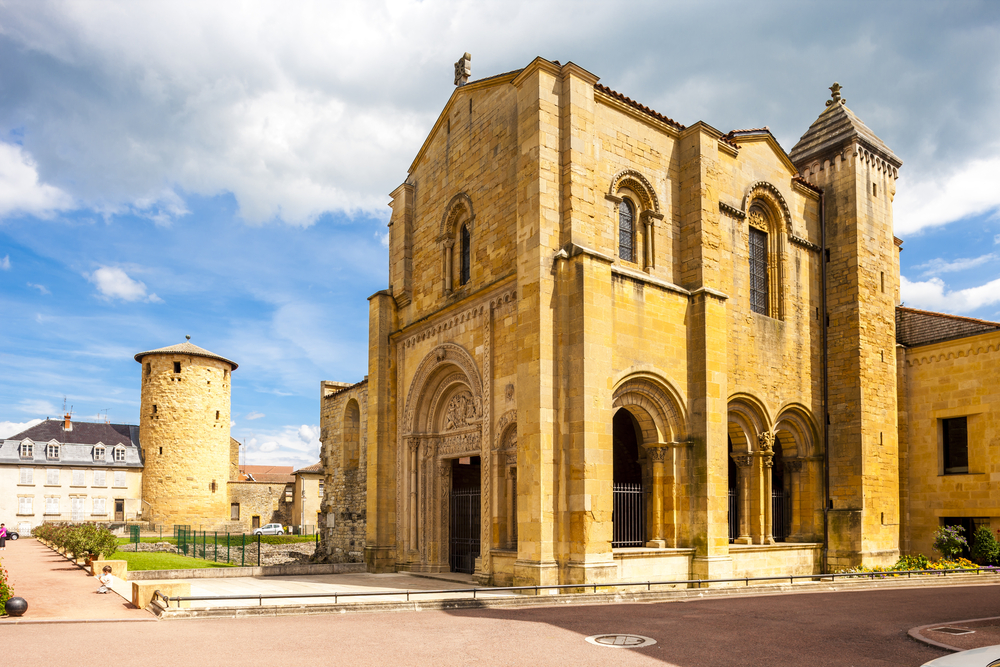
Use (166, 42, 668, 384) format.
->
(922, 645, 1000, 666)
(253, 523, 284, 536)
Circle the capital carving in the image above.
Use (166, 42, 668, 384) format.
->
(730, 453, 753, 468)
(408, 439, 420, 454)
(645, 445, 668, 462)
(784, 459, 803, 473)
(758, 431, 774, 453)
(761, 453, 774, 468)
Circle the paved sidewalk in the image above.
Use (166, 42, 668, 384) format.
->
(0, 539, 154, 623)
(169, 571, 517, 608)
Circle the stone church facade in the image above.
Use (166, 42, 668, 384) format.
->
(316, 56, 991, 587)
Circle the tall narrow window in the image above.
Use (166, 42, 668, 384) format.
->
(619, 199, 635, 262)
(460, 224, 471, 286)
(943, 417, 968, 474)
(749, 226, 769, 315)
(173, 361, 181, 373)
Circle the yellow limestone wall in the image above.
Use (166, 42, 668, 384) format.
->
(898, 330, 1000, 556)
(361, 57, 902, 586)
(139, 354, 233, 528)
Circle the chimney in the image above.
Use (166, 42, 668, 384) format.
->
(63, 413, 72, 431)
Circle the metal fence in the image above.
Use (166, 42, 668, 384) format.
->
(728, 488, 739, 541)
(174, 527, 264, 567)
(153, 566, 1000, 609)
(772, 489, 788, 542)
(450, 486, 481, 574)
(612, 482, 645, 548)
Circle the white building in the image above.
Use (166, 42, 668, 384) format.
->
(0, 415, 144, 535)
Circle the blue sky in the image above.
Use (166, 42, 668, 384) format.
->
(2, 1, 999, 465)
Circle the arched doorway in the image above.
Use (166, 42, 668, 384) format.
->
(771, 439, 786, 542)
(613, 409, 645, 547)
(728, 437, 739, 542)
(449, 456, 481, 574)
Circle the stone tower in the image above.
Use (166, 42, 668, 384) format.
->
(135, 338, 238, 528)
(790, 83, 902, 568)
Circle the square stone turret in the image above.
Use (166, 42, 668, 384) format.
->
(790, 83, 903, 569)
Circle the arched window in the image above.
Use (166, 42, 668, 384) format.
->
(749, 226, 769, 315)
(460, 224, 471, 286)
(618, 199, 635, 262)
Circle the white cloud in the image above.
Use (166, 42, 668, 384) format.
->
(243, 424, 320, 466)
(246, 411, 265, 420)
(17, 399, 58, 416)
(27, 283, 51, 295)
(895, 157, 1000, 235)
(0, 419, 43, 438)
(86, 266, 162, 303)
(0, 142, 74, 219)
(1, 255, 9, 270)
(914, 253, 998, 277)
(901, 275, 1000, 314)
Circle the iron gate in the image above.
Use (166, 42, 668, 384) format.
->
(728, 487, 739, 541)
(612, 482, 645, 548)
(772, 488, 788, 542)
(450, 485, 481, 574)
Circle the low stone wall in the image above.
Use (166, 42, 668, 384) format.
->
(129, 562, 366, 580)
(612, 548, 695, 586)
(730, 543, 822, 579)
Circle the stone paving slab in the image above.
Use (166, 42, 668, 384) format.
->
(0, 539, 154, 623)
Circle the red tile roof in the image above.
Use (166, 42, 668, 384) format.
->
(896, 306, 1000, 348)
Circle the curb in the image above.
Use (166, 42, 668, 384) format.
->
(150, 572, 1000, 620)
(908, 616, 1000, 653)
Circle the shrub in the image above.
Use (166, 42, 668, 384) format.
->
(33, 523, 120, 560)
(0, 562, 12, 615)
(933, 525, 968, 560)
(895, 554, 930, 571)
(971, 526, 1000, 566)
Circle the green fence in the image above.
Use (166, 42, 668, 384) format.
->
(174, 528, 264, 567)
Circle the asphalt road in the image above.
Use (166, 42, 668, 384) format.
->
(9, 584, 1000, 666)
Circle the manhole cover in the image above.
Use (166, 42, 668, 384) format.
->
(930, 627, 975, 635)
(585, 634, 657, 649)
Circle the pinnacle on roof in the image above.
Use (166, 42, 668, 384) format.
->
(134, 336, 238, 369)
(789, 82, 901, 170)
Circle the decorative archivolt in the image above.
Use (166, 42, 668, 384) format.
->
(401, 288, 516, 349)
(612, 374, 686, 444)
(609, 169, 660, 213)
(403, 342, 483, 435)
(727, 393, 772, 452)
(774, 404, 821, 459)
(493, 410, 517, 451)
(740, 181, 792, 235)
(438, 192, 475, 241)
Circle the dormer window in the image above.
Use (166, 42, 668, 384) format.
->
(46, 443, 60, 461)
(19, 440, 33, 459)
(94, 445, 106, 461)
(113, 446, 127, 463)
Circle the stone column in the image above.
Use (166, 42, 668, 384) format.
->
(762, 451, 775, 545)
(644, 444, 668, 547)
(437, 457, 450, 569)
(643, 217, 653, 271)
(408, 439, 419, 554)
(759, 431, 775, 545)
(505, 454, 517, 549)
(730, 453, 753, 544)
(444, 241, 454, 294)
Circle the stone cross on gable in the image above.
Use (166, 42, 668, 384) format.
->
(454, 52, 471, 86)
(826, 82, 846, 107)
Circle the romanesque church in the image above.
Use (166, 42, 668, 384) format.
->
(315, 56, 1000, 587)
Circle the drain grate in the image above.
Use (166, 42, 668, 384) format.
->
(585, 634, 657, 649)
(930, 627, 975, 635)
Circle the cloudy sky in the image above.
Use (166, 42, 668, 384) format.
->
(2, 1, 999, 465)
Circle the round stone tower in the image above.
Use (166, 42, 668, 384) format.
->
(135, 337, 238, 528)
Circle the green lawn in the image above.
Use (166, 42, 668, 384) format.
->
(109, 551, 234, 570)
